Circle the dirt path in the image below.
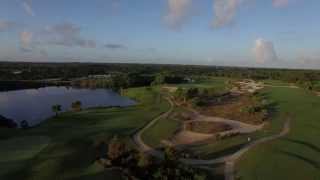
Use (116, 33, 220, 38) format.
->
(132, 98, 291, 180)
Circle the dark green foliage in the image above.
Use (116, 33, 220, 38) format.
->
(0, 115, 17, 128)
(51, 104, 62, 116)
(20, 120, 29, 129)
(101, 140, 208, 180)
(151, 72, 186, 85)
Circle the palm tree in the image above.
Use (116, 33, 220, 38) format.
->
(52, 104, 62, 116)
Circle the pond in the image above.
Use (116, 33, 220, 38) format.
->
(0, 87, 136, 126)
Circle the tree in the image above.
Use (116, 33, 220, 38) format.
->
(107, 136, 127, 161)
(71, 101, 82, 111)
(20, 120, 29, 129)
(52, 104, 62, 116)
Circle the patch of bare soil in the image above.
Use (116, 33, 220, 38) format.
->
(171, 110, 197, 121)
(162, 86, 178, 93)
(171, 130, 215, 145)
(185, 121, 232, 134)
(200, 95, 266, 125)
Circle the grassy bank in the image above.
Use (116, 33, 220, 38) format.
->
(0, 87, 170, 180)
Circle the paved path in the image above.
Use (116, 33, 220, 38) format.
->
(181, 119, 290, 180)
(187, 115, 265, 134)
(132, 97, 174, 158)
(132, 98, 291, 180)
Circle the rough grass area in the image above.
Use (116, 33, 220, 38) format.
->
(190, 87, 288, 159)
(200, 95, 267, 125)
(0, 87, 170, 180)
(236, 87, 320, 180)
(142, 117, 180, 148)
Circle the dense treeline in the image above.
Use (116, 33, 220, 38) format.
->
(1, 62, 320, 90)
(0, 81, 69, 91)
(71, 72, 187, 90)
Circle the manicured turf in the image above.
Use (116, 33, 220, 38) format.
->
(176, 77, 229, 92)
(0, 136, 50, 177)
(142, 117, 180, 148)
(236, 87, 320, 180)
(0, 87, 170, 180)
(262, 79, 293, 86)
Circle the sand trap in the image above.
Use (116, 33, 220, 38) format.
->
(162, 86, 178, 93)
(171, 130, 214, 145)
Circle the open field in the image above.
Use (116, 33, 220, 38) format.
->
(236, 87, 320, 179)
(0, 87, 170, 180)
(142, 117, 180, 148)
(175, 77, 230, 92)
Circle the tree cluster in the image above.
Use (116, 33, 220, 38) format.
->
(96, 136, 207, 180)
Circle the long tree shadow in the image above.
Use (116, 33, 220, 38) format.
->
(278, 150, 319, 169)
(198, 143, 248, 160)
(284, 138, 320, 153)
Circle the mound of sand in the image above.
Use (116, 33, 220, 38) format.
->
(170, 130, 214, 145)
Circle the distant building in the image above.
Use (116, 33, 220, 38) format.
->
(12, 70, 22, 75)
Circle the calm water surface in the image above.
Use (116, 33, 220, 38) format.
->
(0, 87, 135, 126)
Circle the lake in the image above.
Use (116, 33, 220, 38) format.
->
(0, 87, 136, 126)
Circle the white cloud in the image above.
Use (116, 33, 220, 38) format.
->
(252, 38, 278, 63)
(295, 51, 320, 69)
(20, 31, 33, 51)
(164, 0, 193, 30)
(22, 0, 35, 16)
(0, 20, 16, 31)
(272, 0, 289, 8)
(212, 0, 241, 28)
(43, 22, 96, 48)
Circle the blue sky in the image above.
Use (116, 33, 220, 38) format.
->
(0, 0, 319, 68)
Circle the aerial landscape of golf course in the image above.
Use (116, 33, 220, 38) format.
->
(1, 1, 320, 179)
(1, 65, 320, 180)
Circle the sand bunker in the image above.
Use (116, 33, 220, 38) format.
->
(170, 130, 214, 145)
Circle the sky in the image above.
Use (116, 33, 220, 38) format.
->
(0, 0, 320, 69)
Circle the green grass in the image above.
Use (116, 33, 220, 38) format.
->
(142, 117, 180, 148)
(236, 87, 320, 180)
(0, 87, 170, 180)
(262, 79, 293, 86)
(175, 77, 229, 92)
(0, 136, 50, 177)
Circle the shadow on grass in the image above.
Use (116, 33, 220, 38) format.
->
(201, 143, 247, 159)
(67, 168, 123, 180)
(284, 138, 320, 153)
(278, 150, 319, 169)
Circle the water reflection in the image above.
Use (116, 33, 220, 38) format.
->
(0, 87, 135, 126)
